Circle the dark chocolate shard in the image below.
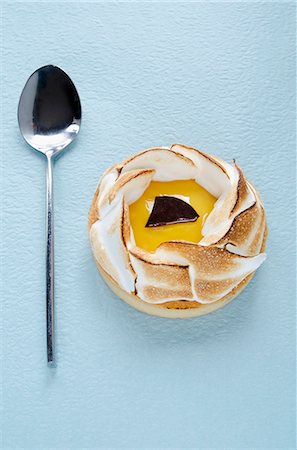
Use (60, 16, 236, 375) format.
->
(145, 196, 199, 227)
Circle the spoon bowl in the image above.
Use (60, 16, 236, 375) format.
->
(18, 65, 81, 156)
(18, 65, 81, 365)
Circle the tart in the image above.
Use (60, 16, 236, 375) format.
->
(89, 144, 267, 318)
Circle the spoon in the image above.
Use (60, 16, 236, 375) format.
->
(18, 65, 81, 365)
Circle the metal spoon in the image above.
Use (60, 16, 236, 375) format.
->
(18, 65, 81, 365)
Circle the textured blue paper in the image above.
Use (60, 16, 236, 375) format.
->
(2, 3, 296, 448)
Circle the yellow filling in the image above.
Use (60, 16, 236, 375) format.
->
(129, 180, 216, 252)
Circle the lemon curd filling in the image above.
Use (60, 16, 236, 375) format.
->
(129, 180, 217, 252)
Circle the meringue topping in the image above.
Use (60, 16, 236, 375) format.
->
(90, 144, 267, 305)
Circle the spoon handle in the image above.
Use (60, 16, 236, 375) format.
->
(46, 155, 55, 365)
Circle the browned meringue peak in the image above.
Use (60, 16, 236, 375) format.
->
(90, 197, 136, 293)
(119, 147, 198, 182)
(129, 242, 266, 304)
(128, 246, 193, 303)
(169, 144, 231, 197)
(98, 168, 155, 219)
(198, 162, 255, 247)
(216, 201, 266, 257)
(90, 144, 267, 304)
(200, 167, 265, 257)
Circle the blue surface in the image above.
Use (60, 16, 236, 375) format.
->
(2, 2, 296, 449)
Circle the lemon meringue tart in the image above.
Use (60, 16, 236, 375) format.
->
(89, 144, 267, 318)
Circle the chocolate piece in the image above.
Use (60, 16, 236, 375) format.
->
(145, 196, 199, 227)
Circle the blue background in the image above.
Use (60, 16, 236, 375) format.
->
(2, 2, 296, 449)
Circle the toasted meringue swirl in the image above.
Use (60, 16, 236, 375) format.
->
(90, 144, 267, 304)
